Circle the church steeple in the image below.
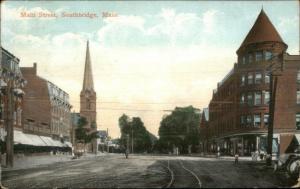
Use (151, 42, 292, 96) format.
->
(80, 40, 97, 153)
(82, 40, 94, 91)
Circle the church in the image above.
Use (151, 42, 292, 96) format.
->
(80, 41, 97, 153)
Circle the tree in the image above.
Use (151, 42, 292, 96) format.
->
(75, 116, 99, 149)
(157, 106, 201, 154)
(118, 114, 155, 153)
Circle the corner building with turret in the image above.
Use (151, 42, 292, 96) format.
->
(199, 9, 300, 156)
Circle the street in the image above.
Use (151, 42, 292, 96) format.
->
(1, 154, 294, 188)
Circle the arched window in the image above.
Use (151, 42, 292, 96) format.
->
(86, 99, 91, 109)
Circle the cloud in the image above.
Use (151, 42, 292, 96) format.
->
(97, 8, 221, 47)
(202, 10, 219, 33)
(278, 15, 299, 34)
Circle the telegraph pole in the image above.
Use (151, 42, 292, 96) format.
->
(6, 66, 14, 167)
(266, 53, 283, 166)
(127, 134, 129, 152)
(131, 127, 133, 154)
(266, 72, 277, 166)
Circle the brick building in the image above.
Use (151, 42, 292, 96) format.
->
(21, 63, 72, 144)
(200, 9, 300, 156)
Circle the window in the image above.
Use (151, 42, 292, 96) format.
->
(296, 113, 300, 130)
(297, 90, 300, 104)
(264, 91, 270, 105)
(86, 99, 91, 109)
(265, 73, 270, 84)
(297, 70, 300, 84)
(248, 54, 253, 63)
(255, 51, 263, 62)
(242, 56, 246, 64)
(255, 73, 262, 84)
(265, 51, 272, 60)
(241, 75, 245, 86)
(240, 116, 246, 125)
(240, 93, 245, 104)
(248, 73, 253, 84)
(254, 114, 261, 127)
(17, 108, 22, 126)
(254, 92, 262, 105)
(13, 111, 16, 125)
(247, 115, 252, 125)
(247, 93, 253, 106)
(264, 114, 269, 127)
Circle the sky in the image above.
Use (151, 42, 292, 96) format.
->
(1, 0, 299, 138)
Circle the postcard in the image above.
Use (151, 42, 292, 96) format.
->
(0, 0, 299, 188)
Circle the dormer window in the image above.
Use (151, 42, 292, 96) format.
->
(255, 51, 263, 62)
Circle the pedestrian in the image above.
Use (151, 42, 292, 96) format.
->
(234, 153, 239, 164)
(125, 149, 129, 159)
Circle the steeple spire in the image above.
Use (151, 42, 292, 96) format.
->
(82, 40, 94, 91)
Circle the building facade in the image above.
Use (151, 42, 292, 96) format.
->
(21, 63, 72, 142)
(0, 48, 26, 132)
(200, 9, 300, 156)
(80, 41, 97, 153)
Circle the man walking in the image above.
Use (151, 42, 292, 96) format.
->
(234, 153, 239, 164)
(125, 149, 129, 159)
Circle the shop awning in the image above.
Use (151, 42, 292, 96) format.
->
(14, 130, 66, 147)
(280, 134, 294, 154)
(14, 130, 47, 146)
(14, 130, 36, 146)
(64, 141, 72, 148)
(40, 136, 56, 146)
(52, 139, 64, 147)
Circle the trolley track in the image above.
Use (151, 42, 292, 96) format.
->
(160, 159, 201, 188)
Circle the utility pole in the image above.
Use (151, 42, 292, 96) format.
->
(127, 134, 129, 153)
(266, 72, 277, 166)
(106, 128, 109, 153)
(6, 61, 15, 167)
(131, 127, 133, 154)
(266, 53, 283, 166)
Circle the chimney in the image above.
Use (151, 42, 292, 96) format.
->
(33, 62, 37, 75)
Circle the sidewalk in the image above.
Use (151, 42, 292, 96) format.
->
(2, 152, 107, 171)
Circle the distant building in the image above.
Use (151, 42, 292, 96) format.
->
(200, 9, 300, 156)
(97, 130, 108, 143)
(80, 41, 97, 153)
(21, 63, 72, 143)
(97, 130, 108, 152)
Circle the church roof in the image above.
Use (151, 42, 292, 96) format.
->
(82, 41, 94, 91)
(237, 9, 286, 53)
